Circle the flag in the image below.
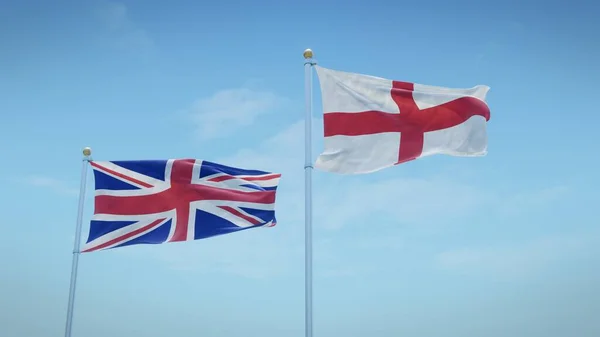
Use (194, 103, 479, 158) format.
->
(81, 159, 281, 252)
(314, 66, 491, 174)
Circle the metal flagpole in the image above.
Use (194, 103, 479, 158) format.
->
(64, 147, 92, 337)
(303, 48, 316, 337)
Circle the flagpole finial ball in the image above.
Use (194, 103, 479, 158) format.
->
(82, 147, 92, 157)
(303, 49, 313, 59)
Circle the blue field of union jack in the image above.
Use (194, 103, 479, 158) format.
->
(82, 159, 281, 253)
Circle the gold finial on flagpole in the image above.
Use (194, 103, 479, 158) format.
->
(82, 147, 92, 157)
(303, 48, 313, 59)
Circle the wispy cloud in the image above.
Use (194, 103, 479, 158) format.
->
(217, 118, 531, 231)
(116, 228, 304, 279)
(22, 175, 78, 196)
(316, 177, 490, 231)
(118, 120, 307, 278)
(204, 119, 574, 278)
(115, 111, 572, 278)
(95, 2, 153, 52)
(187, 87, 286, 140)
(500, 185, 570, 214)
(435, 231, 599, 279)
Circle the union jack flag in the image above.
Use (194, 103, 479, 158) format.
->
(81, 159, 281, 253)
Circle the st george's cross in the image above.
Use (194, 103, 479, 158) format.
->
(313, 66, 491, 174)
(82, 159, 280, 252)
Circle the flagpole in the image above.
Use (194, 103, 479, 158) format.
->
(303, 48, 316, 337)
(64, 147, 92, 337)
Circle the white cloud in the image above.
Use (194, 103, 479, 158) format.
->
(188, 87, 286, 140)
(95, 2, 153, 51)
(23, 175, 79, 196)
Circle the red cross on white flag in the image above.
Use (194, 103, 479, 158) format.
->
(314, 66, 491, 174)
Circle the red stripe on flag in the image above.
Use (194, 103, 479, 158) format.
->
(243, 174, 281, 181)
(208, 174, 281, 183)
(167, 159, 195, 242)
(218, 206, 262, 225)
(90, 162, 154, 188)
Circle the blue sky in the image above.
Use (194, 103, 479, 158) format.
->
(1, 0, 599, 336)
